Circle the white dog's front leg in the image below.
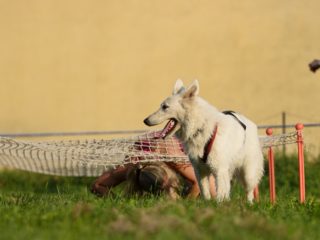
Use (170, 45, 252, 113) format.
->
(191, 160, 211, 200)
(199, 175, 211, 200)
(216, 169, 231, 202)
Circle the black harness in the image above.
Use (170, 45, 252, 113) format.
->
(222, 110, 247, 130)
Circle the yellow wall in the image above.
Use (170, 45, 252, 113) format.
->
(0, 1, 319, 154)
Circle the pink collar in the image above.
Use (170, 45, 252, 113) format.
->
(201, 125, 218, 163)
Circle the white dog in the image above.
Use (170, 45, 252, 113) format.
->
(144, 80, 264, 202)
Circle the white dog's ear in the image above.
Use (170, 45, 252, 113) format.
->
(173, 79, 185, 95)
(183, 80, 199, 99)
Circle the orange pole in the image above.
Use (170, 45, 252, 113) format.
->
(253, 186, 259, 202)
(295, 123, 305, 203)
(266, 128, 276, 204)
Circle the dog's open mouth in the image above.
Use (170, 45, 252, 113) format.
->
(159, 119, 179, 139)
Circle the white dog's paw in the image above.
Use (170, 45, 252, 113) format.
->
(216, 192, 230, 202)
(216, 196, 230, 203)
(247, 191, 254, 203)
(201, 188, 212, 200)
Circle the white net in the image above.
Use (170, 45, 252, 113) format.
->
(0, 130, 299, 176)
(259, 131, 298, 148)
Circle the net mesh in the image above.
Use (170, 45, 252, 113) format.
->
(0, 130, 299, 176)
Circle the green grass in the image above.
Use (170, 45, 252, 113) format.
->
(1, 154, 320, 240)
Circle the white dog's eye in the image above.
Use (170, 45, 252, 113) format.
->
(161, 104, 169, 110)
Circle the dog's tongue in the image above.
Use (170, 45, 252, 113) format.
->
(159, 119, 176, 139)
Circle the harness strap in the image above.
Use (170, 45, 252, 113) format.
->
(223, 110, 247, 130)
(201, 125, 218, 163)
(200, 111, 246, 163)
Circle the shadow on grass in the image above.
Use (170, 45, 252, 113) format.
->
(0, 169, 95, 194)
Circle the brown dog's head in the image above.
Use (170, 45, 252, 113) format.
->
(125, 162, 181, 199)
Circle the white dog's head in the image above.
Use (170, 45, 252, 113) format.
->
(144, 79, 200, 139)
